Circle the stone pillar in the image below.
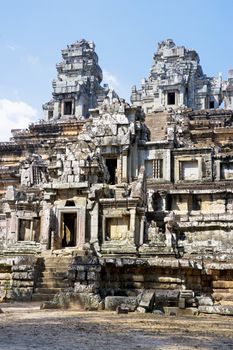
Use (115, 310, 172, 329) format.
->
(40, 203, 52, 249)
(53, 101, 60, 118)
(139, 215, 145, 246)
(215, 160, 221, 181)
(9, 212, 17, 244)
(132, 143, 138, 179)
(165, 149, 171, 181)
(129, 208, 136, 242)
(117, 157, 122, 184)
(90, 203, 99, 244)
(76, 98, 83, 118)
(102, 215, 106, 243)
(122, 153, 128, 183)
(76, 207, 86, 249)
(179, 89, 185, 106)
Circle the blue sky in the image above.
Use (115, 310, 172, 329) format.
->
(0, 0, 233, 140)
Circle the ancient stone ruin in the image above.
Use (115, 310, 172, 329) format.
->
(1, 38, 233, 315)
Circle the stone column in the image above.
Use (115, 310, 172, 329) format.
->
(164, 149, 171, 181)
(122, 153, 128, 183)
(90, 203, 99, 244)
(53, 101, 60, 118)
(40, 203, 52, 249)
(132, 143, 138, 179)
(76, 207, 86, 249)
(129, 208, 136, 242)
(139, 215, 146, 246)
(9, 212, 17, 244)
(102, 215, 106, 243)
(215, 160, 221, 181)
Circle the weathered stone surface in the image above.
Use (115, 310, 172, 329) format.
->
(136, 306, 147, 313)
(198, 305, 233, 315)
(74, 282, 99, 293)
(73, 293, 101, 311)
(164, 307, 198, 316)
(139, 290, 155, 310)
(105, 296, 138, 311)
(178, 298, 186, 309)
(197, 296, 213, 306)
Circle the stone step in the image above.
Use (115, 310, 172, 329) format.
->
(35, 260, 72, 266)
(36, 281, 69, 288)
(37, 276, 67, 283)
(35, 287, 62, 294)
(32, 293, 55, 302)
(36, 265, 70, 271)
(37, 271, 68, 278)
(33, 256, 73, 301)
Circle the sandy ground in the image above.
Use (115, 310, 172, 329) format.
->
(0, 303, 232, 350)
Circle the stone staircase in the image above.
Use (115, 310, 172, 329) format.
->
(32, 255, 73, 301)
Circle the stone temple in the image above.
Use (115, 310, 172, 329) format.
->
(1, 38, 233, 314)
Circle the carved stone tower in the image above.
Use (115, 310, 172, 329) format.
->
(43, 39, 108, 121)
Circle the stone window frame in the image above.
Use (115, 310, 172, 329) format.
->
(16, 216, 40, 242)
(102, 209, 132, 243)
(220, 160, 233, 181)
(145, 158, 164, 180)
(105, 215, 130, 241)
(174, 156, 202, 182)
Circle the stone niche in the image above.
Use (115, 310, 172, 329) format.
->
(221, 162, 233, 180)
(180, 160, 198, 180)
(106, 215, 130, 240)
(17, 218, 40, 242)
(174, 156, 201, 182)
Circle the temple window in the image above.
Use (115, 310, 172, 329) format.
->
(146, 159, 163, 179)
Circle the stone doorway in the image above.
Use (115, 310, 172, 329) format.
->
(61, 212, 77, 247)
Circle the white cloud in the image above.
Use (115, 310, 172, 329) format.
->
(25, 55, 40, 65)
(103, 69, 119, 90)
(7, 45, 16, 51)
(0, 99, 37, 141)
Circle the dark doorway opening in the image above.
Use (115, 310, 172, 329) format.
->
(48, 110, 53, 119)
(209, 101, 215, 109)
(61, 213, 77, 247)
(167, 92, 175, 105)
(64, 101, 72, 115)
(106, 158, 117, 184)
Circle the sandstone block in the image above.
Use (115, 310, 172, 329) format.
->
(197, 296, 213, 306)
(139, 290, 155, 310)
(87, 272, 99, 281)
(76, 271, 86, 281)
(105, 296, 138, 311)
(198, 305, 233, 315)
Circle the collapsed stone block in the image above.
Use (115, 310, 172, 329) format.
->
(105, 296, 138, 311)
(139, 290, 155, 311)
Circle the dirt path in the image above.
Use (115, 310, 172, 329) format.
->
(0, 303, 232, 350)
